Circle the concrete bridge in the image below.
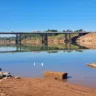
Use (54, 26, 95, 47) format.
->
(0, 32, 90, 44)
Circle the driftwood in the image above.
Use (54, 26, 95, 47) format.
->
(44, 71, 67, 80)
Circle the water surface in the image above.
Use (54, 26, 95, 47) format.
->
(0, 45, 96, 88)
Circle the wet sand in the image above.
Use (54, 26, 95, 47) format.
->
(0, 78, 96, 96)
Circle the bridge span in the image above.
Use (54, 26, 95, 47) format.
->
(0, 32, 90, 44)
(0, 32, 90, 34)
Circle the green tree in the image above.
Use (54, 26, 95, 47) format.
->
(75, 29, 84, 32)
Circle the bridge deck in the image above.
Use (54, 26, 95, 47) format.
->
(0, 32, 90, 34)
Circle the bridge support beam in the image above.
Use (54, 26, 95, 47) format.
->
(16, 34, 19, 44)
(65, 33, 72, 43)
(65, 33, 68, 43)
(19, 34, 22, 44)
(42, 33, 48, 45)
(69, 33, 72, 42)
(16, 33, 22, 45)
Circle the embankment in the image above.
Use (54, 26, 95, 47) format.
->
(21, 38, 42, 46)
(21, 37, 65, 46)
(76, 33, 96, 49)
(0, 40, 15, 45)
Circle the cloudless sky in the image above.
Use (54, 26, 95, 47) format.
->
(0, 0, 96, 32)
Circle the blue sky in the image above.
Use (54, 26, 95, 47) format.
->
(0, 0, 96, 32)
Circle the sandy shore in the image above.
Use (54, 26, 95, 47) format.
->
(0, 78, 96, 96)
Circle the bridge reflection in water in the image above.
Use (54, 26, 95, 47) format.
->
(0, 43, 88, 53)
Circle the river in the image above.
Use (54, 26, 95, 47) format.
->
(0, 44, 96, 88)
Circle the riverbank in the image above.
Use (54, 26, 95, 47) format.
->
(0, 78, 96, 96)
(0, 40, 15, 45)
(77, 33, 96, 49)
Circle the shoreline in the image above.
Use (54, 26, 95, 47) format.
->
(0, 77, 96, 96)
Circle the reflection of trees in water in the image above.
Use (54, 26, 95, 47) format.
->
(0, 42, 88, 53)
(21, 43, 87, 53)
(47, 51, 58, 53)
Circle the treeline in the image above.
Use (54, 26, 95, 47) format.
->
(45, 29, 85, 32)
(63, 29, 84, 32)
(27, 29, 85, 32)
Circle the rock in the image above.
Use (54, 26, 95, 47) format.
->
(0, 69, 20, 80)
(0, 72, 3, 79)
(15, 76, 21, 79)
(3, 77, 8, 80)
(2, 72, 10, 77)
(44, 71, 68, 80)
(0, 71, 12, 79)
(7, 75, 12, 78)
(87, 64, 96, 68)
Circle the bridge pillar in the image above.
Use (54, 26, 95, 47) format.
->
(42, 33, 48, 45)
(65, 43, 68, 50)
(65, 33, 72, 43)
(68, 42, 72, 51)
(16, 34, 19, 44)
(16, 33, 22, 45)
(65, 33, 68, 43)
(19, 34, 22, 44)
(69, 33, 72, 42)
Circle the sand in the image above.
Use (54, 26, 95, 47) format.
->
(0, 78, 96, 96)
(77, 33, 96, 49)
